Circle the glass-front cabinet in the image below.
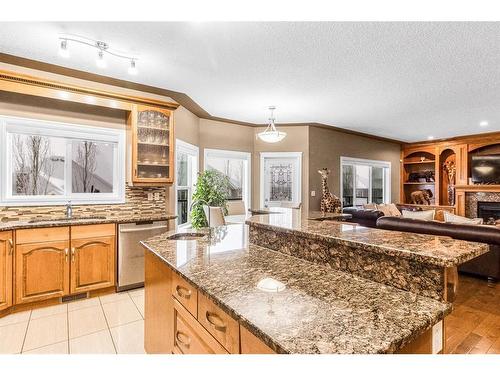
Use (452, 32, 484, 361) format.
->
(131, 105, 174, 184)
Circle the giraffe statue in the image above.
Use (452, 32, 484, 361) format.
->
(318, 168, 342, 213)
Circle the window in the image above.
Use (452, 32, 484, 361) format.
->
(204, 148, 251, 209)
(0, 116, 126, 205)
(175, 140, 199, 226)
(340, 157, 391, 208)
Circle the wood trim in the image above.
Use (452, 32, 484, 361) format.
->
(455, 184, 500, 192)
(0, 231, 13, 311)
(0, 69, 179, 111)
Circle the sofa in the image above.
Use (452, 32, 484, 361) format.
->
(342, 207, 383, 228)
(376, 216, 500, 281)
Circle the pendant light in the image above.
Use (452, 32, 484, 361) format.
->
(257, 106, 287, 143)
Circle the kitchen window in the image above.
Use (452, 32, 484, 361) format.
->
(340, 157, 391, 207)
(0, 116, 126, 205)
(175, 139, 199, 226)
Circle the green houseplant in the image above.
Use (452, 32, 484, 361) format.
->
(190, 170, 230, 228)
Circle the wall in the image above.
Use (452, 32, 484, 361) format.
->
(308, 126, 401, 210)
(253, 126, 310, 212)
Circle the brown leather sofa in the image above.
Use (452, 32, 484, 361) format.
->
(376, 216, 500, 281)
(342, 207, 384, 228)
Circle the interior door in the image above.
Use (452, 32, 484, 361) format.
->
(70, 236, 115, 294)
(261, 154, 301, 208)
(15, 240, 70, 304)
(0, 231, 13, 311)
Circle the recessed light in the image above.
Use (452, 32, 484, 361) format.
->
(480, 121, 489, 127)
(427, 136, 434, 140)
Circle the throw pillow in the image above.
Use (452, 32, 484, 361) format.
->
(387, 203, 402, 216)
(376, 204, 393, 216)
(363, 203, 377, 210)
(443, 211, 483, 225)
(402, 209, 435, 221)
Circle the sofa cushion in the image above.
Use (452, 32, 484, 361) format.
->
(363, 203, 377, 210)
(444, 211, 483, 225)
(402, 209, 435, 221)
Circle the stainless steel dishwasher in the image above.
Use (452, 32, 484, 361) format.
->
(117, 220, 169, 291)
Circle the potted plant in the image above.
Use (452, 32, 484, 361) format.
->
(190, 170, 230, 228)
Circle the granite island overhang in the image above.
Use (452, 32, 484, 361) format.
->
(141, 223, 452, 354)
(246, 210, 489, 302)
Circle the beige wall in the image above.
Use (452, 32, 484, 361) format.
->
(253, 126, 310, 212)
(308, 126, 401, 210)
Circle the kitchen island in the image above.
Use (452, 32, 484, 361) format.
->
(142, 223, 454, 354)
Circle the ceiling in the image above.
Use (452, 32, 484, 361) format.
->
(0, 22, 499, 142)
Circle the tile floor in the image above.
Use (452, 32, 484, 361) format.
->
(0, 288, 145, 354)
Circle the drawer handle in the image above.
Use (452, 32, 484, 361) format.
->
(175, 331, 191, 349)
(205, 311, 227, 332)
(175, 285, 192, 299)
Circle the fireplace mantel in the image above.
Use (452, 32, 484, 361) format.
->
(455, 185, 500, 217)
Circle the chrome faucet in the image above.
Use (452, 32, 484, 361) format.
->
(66, 200, 73, 219)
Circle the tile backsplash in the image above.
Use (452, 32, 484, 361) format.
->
(0, 184, 168, 222)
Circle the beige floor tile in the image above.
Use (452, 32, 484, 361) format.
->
(67, 297, 101, 312)
(99, 292, 131, 305)
(131, 295, 144, 318)
(70, 330, 116, 354)
(23, 341, 68, 354)
(0, 321, 29, 354)
(30, 303, 68, 320)
(68, 305, 108, 339)
(102, 298, 142, 328)
(0, 310, 31, 327)
(128, 288, 144, 298)
(23, 312, 68, 352)
(110, 320, 145, 354)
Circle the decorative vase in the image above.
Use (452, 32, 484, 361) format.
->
(447, 185, 455, 206)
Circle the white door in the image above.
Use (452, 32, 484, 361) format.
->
(260, 152, 302, 208)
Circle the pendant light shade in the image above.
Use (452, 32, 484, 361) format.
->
(257, 106, 287, 143)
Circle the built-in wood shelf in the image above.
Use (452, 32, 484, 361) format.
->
(404, 182, 435, 185)
(403, 160, 435, 165)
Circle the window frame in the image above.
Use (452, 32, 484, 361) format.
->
(175, 139, 199, 227)
(340, 156, 391, 207)
(203, 148, 252, 210)
(0, 115, 126, 206)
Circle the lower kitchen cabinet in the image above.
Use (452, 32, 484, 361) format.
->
(70, 224, 116, 294)
(15, 227, 70, 304)
(0, 231, 13, 311)
(13, 224, 116, 305)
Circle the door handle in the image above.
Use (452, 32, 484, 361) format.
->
(65, 248, 69, 263)
(71, 247, 76, 262)
(8, 239, 13, 255)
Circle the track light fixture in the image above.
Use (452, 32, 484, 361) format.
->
(58, 34, 139, 75)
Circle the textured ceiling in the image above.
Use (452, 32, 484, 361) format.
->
(0, 22, 499, 142)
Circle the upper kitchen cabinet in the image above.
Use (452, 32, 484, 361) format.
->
(130, 104, 175, 185)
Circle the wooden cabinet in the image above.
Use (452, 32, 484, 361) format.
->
(15, 226, 70, 304)
(131, 104, 174, 185)
(13, 224, 116, 305)
(240, 325, 275, 354)
(0, 231, 13, 311)
(70, 224, 116, 294)
(171, 271, 198, 317)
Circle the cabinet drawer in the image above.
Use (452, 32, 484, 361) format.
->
(198, 292, 240, 353)
(16, 227, 69, 244)
(71, 224, 115, 239)
(172, 272, 197, 318)
(173, 299, 227, 354)
(240, 325, 275, 354)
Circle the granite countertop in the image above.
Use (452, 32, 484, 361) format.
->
(141, 224, 451, 354)
(245, 210, 489, 267)
(0, 213, 177, 231)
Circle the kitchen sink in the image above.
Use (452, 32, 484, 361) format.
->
(28, 216, 108, 223)
(167, 232, 206, 241)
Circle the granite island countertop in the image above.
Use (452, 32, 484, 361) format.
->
(0, 213, 177, 231)
(246, 210, 489, 267)
(141, 224, 452, 354)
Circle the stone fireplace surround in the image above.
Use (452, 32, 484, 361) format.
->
(465, 191, 500, 219)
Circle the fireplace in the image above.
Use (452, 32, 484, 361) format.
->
(477, 201, 500, 222)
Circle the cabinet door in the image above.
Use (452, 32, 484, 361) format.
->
(0, 231, 13, 311)
(15, 240, 70, 304)
(70, 236, 115, 294)
(131, 104, 174, 184)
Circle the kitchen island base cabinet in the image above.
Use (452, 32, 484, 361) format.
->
(0, 231, 13, 311)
